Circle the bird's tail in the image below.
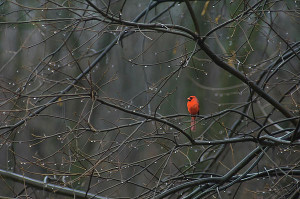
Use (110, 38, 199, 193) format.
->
(191, 117, 196, 132)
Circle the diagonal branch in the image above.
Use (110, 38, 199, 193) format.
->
(1, 1, 161, 136)
(184, 0, 200, 34)
(196, 39, 297, 126)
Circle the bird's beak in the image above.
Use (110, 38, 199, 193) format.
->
(187, 97, 190, 101)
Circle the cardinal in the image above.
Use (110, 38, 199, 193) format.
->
(187, 96, 199, 132)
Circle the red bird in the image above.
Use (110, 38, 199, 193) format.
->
(187, 96, 199, 132)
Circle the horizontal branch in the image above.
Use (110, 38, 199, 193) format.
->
(193, 135, 298, 146)
(0, 169, 108, 199)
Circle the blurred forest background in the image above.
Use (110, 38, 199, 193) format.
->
(0, 0, 299, 198)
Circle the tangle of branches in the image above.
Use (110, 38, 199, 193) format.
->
(0, 0, 299, 198)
